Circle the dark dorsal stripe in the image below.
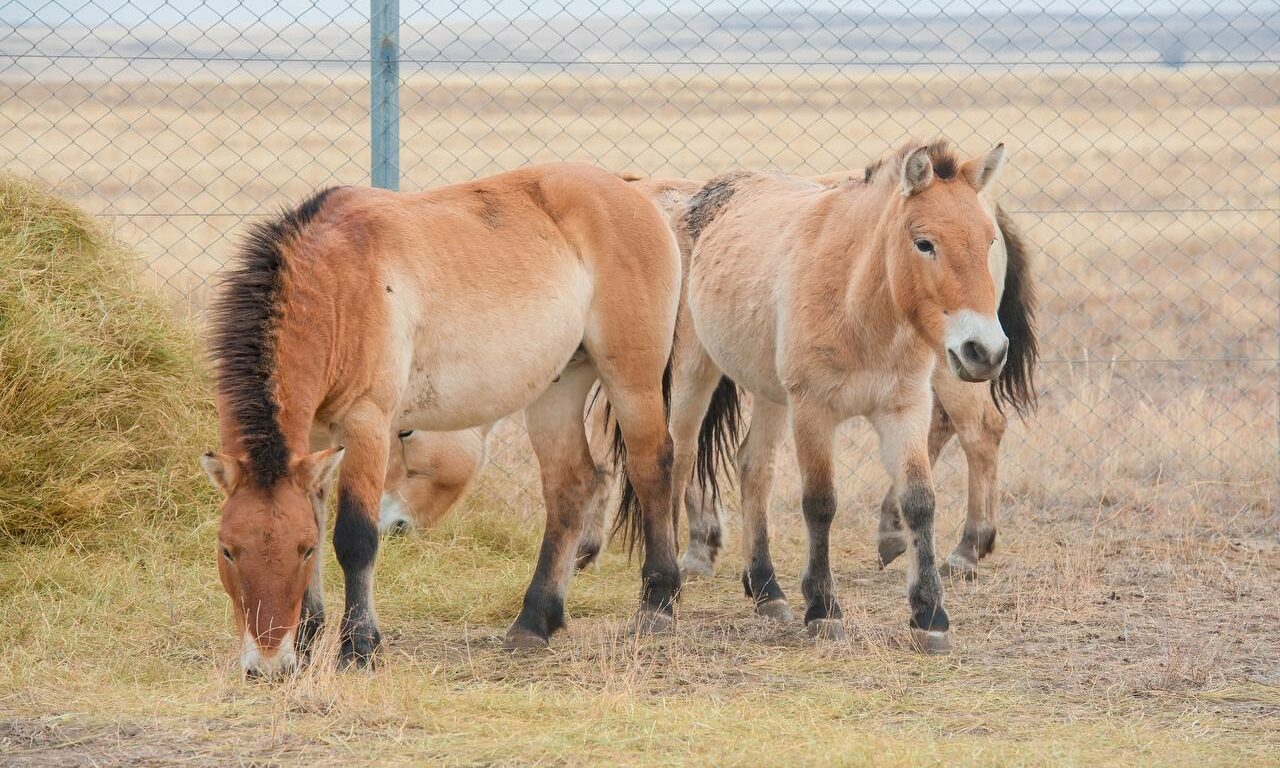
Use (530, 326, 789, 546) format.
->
(684, 171, 751, 243)
(210, 186, 341, 487)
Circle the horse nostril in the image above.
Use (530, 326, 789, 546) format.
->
(961, 340, 985, 366)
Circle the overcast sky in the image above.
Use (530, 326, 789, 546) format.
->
(5, 1, 1268, 27)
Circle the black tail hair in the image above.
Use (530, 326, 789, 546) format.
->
(694, 376, 742, 506)
(991, 204, 1039, 418)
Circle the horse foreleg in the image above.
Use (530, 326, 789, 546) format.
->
(505, 365, 598, 648)
(939, 383, 1006, 579)
(872, 401, 951, 655)
(333, 404, 391, 668)
(878, 395, 955, 567)
(792, 402, 843, 640)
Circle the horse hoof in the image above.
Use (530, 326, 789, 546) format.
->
(680, 555, 715, 580)
(755, 599, 793, 622)
(632, 609, 674, 636)
(878, 536, 907, 568)
(574, 543, 601, 571)
(940, 553, 978, 581)
(503, 628, 550, 651)
(805, 618, 846, 641)
(911, 628, 952, 655)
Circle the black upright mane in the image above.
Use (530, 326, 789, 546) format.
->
(209, 187, 339, 487)
(863, 139, 959, 184)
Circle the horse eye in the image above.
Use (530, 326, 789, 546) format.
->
(914, 239, 935, 254)
(221, 546, 234, 563)
(303, 546, 315, 560)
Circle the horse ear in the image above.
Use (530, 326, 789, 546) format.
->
(201, 452, 244, 496)
(961, 142, 1006, 191)
(900, 145, 934, 197)
(292, 446, 345, 494)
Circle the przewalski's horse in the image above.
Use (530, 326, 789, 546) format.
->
(662, 141, 1014, 653)
(676, 171, 1038, 582)
(379, 406, 620, 571)
(201, 163, 683, 676)
(378, 424, 494, 534)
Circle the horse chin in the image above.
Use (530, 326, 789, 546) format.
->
(948, 349, 990, 383)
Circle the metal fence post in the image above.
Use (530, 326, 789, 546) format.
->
(371, 0, 400, 191)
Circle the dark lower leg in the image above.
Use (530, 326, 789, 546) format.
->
(510, 472, 593, 642)
(297, 494, 327, 657)
(334, 492, 381, 667)
(574, 466, 611, 570)
(638, 439, 680, 617)
(900, 478, 948, 633)
(682, 481, 722, 577)
(801, 488, 841, 624)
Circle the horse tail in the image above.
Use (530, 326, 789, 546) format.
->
(991, 203, 1039, 417)
(694, 376, 743, 508)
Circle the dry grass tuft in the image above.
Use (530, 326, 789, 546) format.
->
(0, 174, 217, 543)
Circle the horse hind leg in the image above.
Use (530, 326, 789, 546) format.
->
(879, 395, 954, 567)
(668, 348, 727, 580)
(737, 398, 790, 621)
(505, 364, 599, 649)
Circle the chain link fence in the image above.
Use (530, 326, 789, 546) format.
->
(3, 1, 1276, 531)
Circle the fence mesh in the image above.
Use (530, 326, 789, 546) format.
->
(3, 1, 1277, 537)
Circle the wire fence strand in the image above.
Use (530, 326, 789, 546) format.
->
(3, 0, 1277, 522)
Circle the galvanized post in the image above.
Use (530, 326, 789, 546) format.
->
(370, 0, 400, 191)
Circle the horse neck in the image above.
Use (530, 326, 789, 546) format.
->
(268, 292, 332, 456)
(839, 187, 912, 349)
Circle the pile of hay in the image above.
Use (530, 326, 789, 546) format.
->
(0, 175, 216, 543)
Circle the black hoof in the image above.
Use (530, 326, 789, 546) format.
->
(574, 542, 602, 570)
(805, 618, 845, 641)
(296, 611, 325, 658)
(503, 627, 551, 651)
(878, 533, 907, 568)
(338, 628, 381, 670)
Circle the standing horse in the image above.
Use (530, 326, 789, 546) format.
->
(200, 163, 682, 676)
(676, 174, 1038, 582)
(649, 141, 1012, 653)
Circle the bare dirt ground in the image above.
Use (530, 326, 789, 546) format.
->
(0, 68, 1277, 765)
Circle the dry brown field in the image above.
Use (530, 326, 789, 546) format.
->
(1, 67, 1276, 765)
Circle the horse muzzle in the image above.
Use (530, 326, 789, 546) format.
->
(944, 310, 1008, 383)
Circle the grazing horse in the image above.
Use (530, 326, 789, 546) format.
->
(378, 425, 494, 534)
(200, 163, 682, 676)
(656, 141, 1012, 653)
(379, 407, 620, 571)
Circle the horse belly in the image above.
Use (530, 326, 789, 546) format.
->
(395, 269, 592, 432)
(688, 268, 789, 404)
